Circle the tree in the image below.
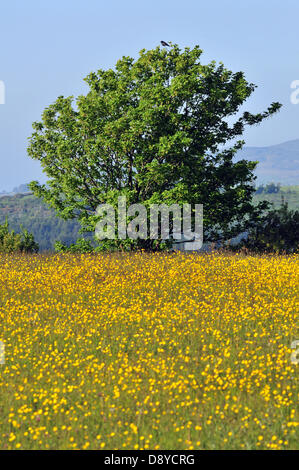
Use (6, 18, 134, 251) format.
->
(255, 184, 265, 195)
(27, 44, 281, 249)
(264, 182, 281, 194)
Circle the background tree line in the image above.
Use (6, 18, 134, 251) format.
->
(0, 186, 298, 253)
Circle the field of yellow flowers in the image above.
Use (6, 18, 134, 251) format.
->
(0, 251, 298, 450)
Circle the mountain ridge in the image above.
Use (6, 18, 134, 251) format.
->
(236, 139, 299, 184)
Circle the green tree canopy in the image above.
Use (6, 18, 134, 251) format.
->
(28, 44, 281, 248)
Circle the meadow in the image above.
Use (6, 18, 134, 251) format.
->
(0, 251, 298, 450)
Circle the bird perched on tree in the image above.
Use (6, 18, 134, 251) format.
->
(161, 40, 170, 47)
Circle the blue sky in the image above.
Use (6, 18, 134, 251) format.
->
(0, 0, 299, 190)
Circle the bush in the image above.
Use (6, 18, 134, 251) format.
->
(0, 220, 39, 253)
(235, 202, 299, 254)
(54, 238, 95, 253)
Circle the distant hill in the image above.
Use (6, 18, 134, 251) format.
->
(236, 139, 299, 184)
(0, 193, 92, 251)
